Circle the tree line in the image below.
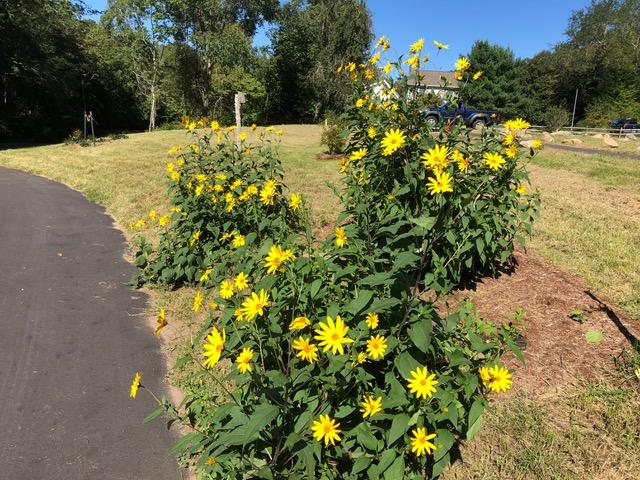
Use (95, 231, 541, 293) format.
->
(462, 0, 640, 128)
(2, 0, 638, 141)
(0, 0, 371, 141)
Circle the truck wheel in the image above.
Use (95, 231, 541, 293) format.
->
(472, 118, 487, 129)
(425, 116, 438, 127)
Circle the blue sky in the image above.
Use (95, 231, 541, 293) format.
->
(85, 0, 591, 69)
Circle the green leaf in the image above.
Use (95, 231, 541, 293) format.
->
(142, 407, 164, 424)
(359, 272, 394, 287)
(466, 413, 484, 441)
(377, 449, 396, 473)
(352, 456, 372, 475)
(394, 350, 421, 378)
(407, 320, 432, 353)
(367, 464, 380, 480)
(170, 431, 201, 454)
(383, 456, 405, 480)
(345, 290, 374, 316)
(392, 251, 420, 270)
(409, 215, 437, 231)
(434, 429, 455, 462)
(466, 398, 486, 440)
(309, 278, 322, 299)
(256, 467, 274, 479)
(387, 413, 410, 445)
(356, 424, 378, 452)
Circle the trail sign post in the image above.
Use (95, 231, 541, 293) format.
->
(234, 92, 246, 148)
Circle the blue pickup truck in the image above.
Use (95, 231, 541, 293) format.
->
(422, 101, 501, 129)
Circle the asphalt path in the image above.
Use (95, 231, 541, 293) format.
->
(0, 167, 181, 479)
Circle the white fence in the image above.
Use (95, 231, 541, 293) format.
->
(528, 125, 640, 137)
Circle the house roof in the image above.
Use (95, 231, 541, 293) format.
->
(407, 70, 459, 89)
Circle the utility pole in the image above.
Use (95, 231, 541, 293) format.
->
(571, 88, 579, 130)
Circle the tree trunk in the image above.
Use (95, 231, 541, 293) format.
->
(148, 83, 156, 131)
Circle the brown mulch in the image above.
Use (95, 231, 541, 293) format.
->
(452, 250, 639, 398)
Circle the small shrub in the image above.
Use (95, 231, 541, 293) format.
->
(321, 123, 346, 154)
(64, 129, 83, 144)
(543, 106, 570, 132)
(133, 122, 304, 286)
(110, 132, 129, 140)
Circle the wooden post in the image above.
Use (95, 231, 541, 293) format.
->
(234, 92, 246, 149)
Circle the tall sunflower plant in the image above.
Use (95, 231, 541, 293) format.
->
(338, 38, 540, 295)
(132, 37, 538, 479)
(133, 121, 306, 286)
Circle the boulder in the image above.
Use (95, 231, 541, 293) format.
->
(551, 130, 571, 136)
(602, 134, 619, 148)
(592, 133, 603, 139)
(562, 138, 583, 145)
(542, 131, 554, 143)
(626, 133, 637, 140)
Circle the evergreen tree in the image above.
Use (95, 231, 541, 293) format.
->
(459, 40, 532, 121)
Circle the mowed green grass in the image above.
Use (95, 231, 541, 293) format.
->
(1, 125, 639, 479)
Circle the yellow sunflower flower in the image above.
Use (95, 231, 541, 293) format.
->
(349, 148, 368, 161)
(480, 365, 513, 393)
(199, 268, 213, 283)
(235, 347, 254, 374)
(426, 171, 454, 195)
(264, 245, 295, 274)
(203, 327, 225, 368)
(410, 427, 437, 456)
(189, 230, 201, 247)
(289, 193, 302, 211)
(455, 56, 471, 71)
(366, 335, 387, 360)
(360, 395, 383, 418)
(365, 312, 379, 329)
(473, 70, 483, 80)
(292, 336, 319, 363)
(192, 291, 203, 312)
(155, 307, 166, 336)
(421, 144, 450, 173)
(410, 38, 424, 53)
(335, 227, 348, 248)
(368, 127, 377, 138)
(231, 233, 246, 248)
(129, 371, 142, 398)
(433, 40, 449, 50)
(238, 289, 270, 321)
(504, 118, 531, 131)
(383, 62, 393, 74)
(406, 366, 438, 399)
(405, 54, 420, 68)
(234, 272, 249, 290)
(311, 414, 341, 446)
(219, 280, 235, 299)
(381, 128, 406, 156)
(483, 152, 506, 170)
(289, 316, 311, 331)
(314, 315, 354, 355)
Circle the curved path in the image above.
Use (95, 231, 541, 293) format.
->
(0, 167, 180, 479)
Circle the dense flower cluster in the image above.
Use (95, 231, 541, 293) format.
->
(132, 36, 538, 479)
